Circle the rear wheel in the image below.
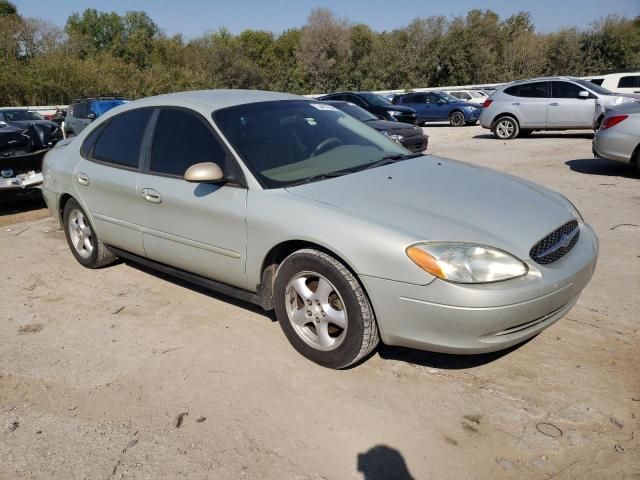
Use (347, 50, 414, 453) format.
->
(449, 111, 465, 127)
(493, 116, 519, 140)
(63, 198, 116, 268)
(273, 249, 379, 369)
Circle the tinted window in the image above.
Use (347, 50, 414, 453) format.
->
(589, 79, 604, 86)
(92, 109, 151, 168)
(551, 81, 586, 98)
(425, 93, 440, 104)
(504, 82, 548, 98)
(150, 108, 227, 177)
(80, 123, 106, 157)
(346, 95, 367, 107)
(618, 76, 640, 88)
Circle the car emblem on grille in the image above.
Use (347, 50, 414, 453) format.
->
(538, 226, 580, 258)
(1, 168, 14, 178)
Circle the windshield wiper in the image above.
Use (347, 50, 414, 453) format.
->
(286, 171, 348, 187)
(354, 153, 423, 172)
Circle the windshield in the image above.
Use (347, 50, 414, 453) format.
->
(328, 102, 378, 122)
(214, 100, 410, 188)
(359, 93, 392, 106)
(1, 110, 44, 121)
(575, 79, 613, 95)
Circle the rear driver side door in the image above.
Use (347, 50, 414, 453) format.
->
(138, 107, 248, 289)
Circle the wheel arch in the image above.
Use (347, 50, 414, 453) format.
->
(490, 112, 520, 130)
(258, 239, 368, 311)
(57, 192, 75, 224)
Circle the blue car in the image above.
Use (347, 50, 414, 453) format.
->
(392, 91, 482, 127)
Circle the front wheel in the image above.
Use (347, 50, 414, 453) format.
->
(449, 111, 465, 127)
(493, 116, 519, 140)
(63, 198, 117, 268)
(273, 249, 379, 369)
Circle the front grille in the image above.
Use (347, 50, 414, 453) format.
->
(530, 220, 580, 265)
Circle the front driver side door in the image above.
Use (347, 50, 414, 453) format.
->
(138, 107, 248, 289)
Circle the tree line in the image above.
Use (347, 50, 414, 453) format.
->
(0, 0, 639, 106)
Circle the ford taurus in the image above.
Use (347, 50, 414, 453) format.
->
(41, 90, 598, 369)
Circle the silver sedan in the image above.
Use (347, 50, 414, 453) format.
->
(41, 90, 598, 368)
(593, 102, 640, 170)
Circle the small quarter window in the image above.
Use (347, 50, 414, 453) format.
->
(92, 109, 151, 168)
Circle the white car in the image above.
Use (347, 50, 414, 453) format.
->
(583, 72, 640, 95)
(445, 90, 488, 104)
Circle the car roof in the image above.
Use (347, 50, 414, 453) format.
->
(507, 76, 582, 85)
(117, 89, 305, 112)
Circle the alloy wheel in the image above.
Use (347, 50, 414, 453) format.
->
(450, 112, 465, 127)
(67, 209, 94, 258)
(495, 119, 515, 139)
(285, 271, 348, 351)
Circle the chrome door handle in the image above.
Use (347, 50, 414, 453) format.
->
(77, 172, 89, 186)
(141, 188, 162, 204)
(549, 102, 559, 106)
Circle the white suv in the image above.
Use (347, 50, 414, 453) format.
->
(479, 76, 637, 139)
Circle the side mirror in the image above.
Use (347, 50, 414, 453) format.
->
(578, 91, 590, 99)
(184, 162, 224, 183)
(87, 113, 96, 120)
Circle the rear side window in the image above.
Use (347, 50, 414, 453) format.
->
(589, 79, 604, 86)
(150, 108, 227, 177)
(551, 81, 587, 98)
(618, 76, 640, 88)
(80, 123, 106, 158)
(504, 82, 549, 98)
(92, 109, 151, 168)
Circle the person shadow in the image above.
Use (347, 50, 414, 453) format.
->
(357, 445, 415, 480)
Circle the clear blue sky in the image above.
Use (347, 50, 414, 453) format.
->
(14, 0, 640, 38)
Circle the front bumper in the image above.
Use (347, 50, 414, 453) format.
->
(400, 134, 429, 153)
(464, 108, 481, 122)
(0, 171, 43, 191)
(360, 223, 598, 354)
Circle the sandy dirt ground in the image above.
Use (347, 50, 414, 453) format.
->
(1, 125, 639, 479)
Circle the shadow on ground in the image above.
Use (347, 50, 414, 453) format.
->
(377, 339, 528, 370)
(473, 132, 594, 140)
(122, 260, 276, 321)
(0, 191, 45, 216)
(357, 445, 415, 480)
(566, 158, 639, 178)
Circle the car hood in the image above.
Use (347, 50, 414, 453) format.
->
(286, 156, 576, 260)
(365, 120, 424, 137)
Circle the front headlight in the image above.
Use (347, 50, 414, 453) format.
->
(406, 242, 528, 283)
(382, 131, 404, 142)
(388, 111, 404, 117)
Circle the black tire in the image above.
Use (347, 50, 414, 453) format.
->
(518, 129, 533, 137)
(273, 249, 379, 369)
(63, 198, 117, 268)
(449, 111, 465, 127)
(492, 115, 519, 140)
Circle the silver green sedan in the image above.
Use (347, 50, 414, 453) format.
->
(41, 90, 599, 369)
